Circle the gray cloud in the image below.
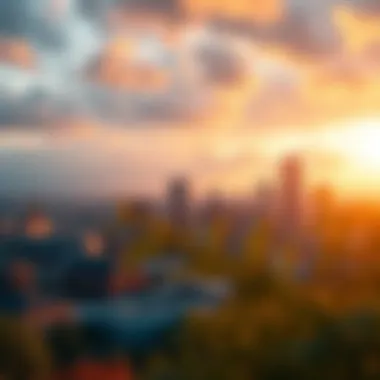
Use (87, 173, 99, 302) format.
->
(79, 0, 111, 20)
(0, 0, 31, 37)
(0, 77, 212, 127)
(195, 39, 250, 85)
(353, 0, 380, 15)
(0, 0, 67, 51)
(1, 0, 379, 130)
(81, 81, 212, 124)
(0, 92, 74, 128)
(275, 11, 341, 57)
(117, 0, 184, 20)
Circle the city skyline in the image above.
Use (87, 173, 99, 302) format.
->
(0, 142, 374, 202)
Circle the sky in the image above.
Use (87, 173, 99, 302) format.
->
(1, 0, 380, 199)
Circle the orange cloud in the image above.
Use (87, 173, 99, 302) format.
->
(87, 35, 170, 91)
(333, 6, 380, 53)
(182, 0, 283, 23)
(281, 64, 380, 130)
(0, 38, 35, 69)
(241, 4, 380, 129)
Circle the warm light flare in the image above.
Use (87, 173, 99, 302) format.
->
(343, 121, 380, 168)
(327, 120, 380, 170)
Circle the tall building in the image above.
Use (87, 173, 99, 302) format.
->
(277, 155, 304, 239)
(254, 182, 275, 220)
(166, 177, 191, 227)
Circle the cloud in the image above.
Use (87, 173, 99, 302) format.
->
(85, 33, 172, 91)
(118, 0, 184, 20)
(364, 41, 380, 67)
(194, 29, 253, 86)
(0, 0, 68, 50)
(3, 0, 380, 198)
(0, 38, 36, 69)
(353, 0, 380, 16)
(2, 0, 380, 131)
(274, 8, 341, 57)
(111, 0, 283, 24)
(183, 0, 283, 23)
(0, 0, 31, 37)
(333, 6, 380, 54)
(79, 0, 110, 20)
(3, 23, 250, 126)
(236, 2, 380, 129)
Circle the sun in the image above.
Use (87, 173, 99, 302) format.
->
(329, 119, 380, 170)
(346, 120, 380, 168)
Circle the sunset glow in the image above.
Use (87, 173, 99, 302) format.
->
(324, 119, 380, 171)
(1, 0, 380, 199)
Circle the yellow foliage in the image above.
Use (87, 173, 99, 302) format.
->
(242, 220, 272, 269)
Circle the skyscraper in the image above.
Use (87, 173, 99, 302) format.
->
(166, 177, 191, 227)
(254, 181, 275, 220)
(278, 155, 304, 239)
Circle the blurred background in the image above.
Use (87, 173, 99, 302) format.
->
(2, 0, 380, 379)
